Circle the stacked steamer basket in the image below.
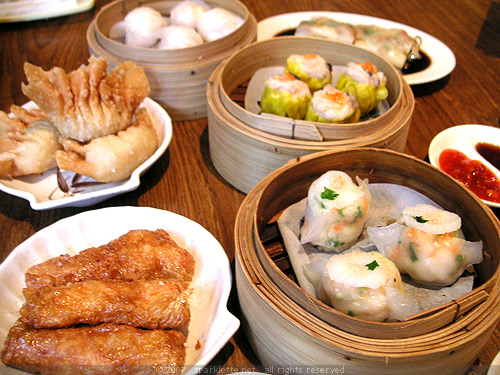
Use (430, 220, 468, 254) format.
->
(87, 0, 257, 121)
(235, 148, 500, 375)
(207, 36, 415, 194)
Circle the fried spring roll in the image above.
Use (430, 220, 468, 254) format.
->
(25, 229, 195, 288)
(20, 279, 190, 330)
(1, 322, 186, 375)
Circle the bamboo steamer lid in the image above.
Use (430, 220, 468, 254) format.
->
(207, 37, 415, 193)
(87, 0, 257, 121)
(234, 149, 500, 369)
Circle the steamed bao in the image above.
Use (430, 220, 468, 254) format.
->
(278, 170, 484, 322)
(109, 0, 244, 49)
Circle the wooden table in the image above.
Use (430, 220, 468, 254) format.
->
(1, 0, 500, 373)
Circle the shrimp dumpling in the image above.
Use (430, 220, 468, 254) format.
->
(196, 7, 244, 42)
(170, 0, 210, 29)
(154, 25, 203, 49)
(321, 249, 413, 321)
(367, 204, 484, 287)
(109, 7, 167, 48)
(300, 171, 371, 252)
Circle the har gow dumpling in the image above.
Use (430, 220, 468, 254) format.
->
(196, 7, 244, 42)
(367, 204, 483, 287)
(321, 249, 417, 321)
(109, 7, 167, 48)
(300, 170, 371, 252)
(154, 25, 203, 49)
(170, 0, 210, 29)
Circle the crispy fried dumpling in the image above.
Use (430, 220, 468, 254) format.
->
(0, 106, 61, 177)
(21, 56, 150, 143)
(55, 108, 159, 182)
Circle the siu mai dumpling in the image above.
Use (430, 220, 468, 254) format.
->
(300, 170, 370, 252)
(285, 53, 332, 93)
(335, 62, 388, 116)
(304, 85, 360, 124)
(260, 72, 311, 120)
(367, 204, 484, 286)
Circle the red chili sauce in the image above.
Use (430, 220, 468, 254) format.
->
(438, 148, 500, 203)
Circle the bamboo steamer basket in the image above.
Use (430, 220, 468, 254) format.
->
(87, 0, 257, 121)
(207, 37, 414, 194)
(234, 148, 500, 374)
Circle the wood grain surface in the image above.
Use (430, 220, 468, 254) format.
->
(0, 0, 500, 373)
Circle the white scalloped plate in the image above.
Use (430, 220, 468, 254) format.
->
(428, 124, 500, 208)
(0, 98, 172, 210)
(0, 0, 95, 23)
(257, 11, 456, 85)
(0, 206, 240, 374)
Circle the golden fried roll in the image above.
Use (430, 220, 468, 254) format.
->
(20, 279, 190, 330)
(0, 106, 61, 177)
(25, 229, 196, 288)
(22, 56, 150, 142)
(1, 322, 186, 375)
(55, 107, 159, 182)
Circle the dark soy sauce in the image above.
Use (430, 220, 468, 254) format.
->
(476, 142, 500, 171)
(401, 51, 431, 75)
(275, 29, 432, 75)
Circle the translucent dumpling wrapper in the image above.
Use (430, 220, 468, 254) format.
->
(300, 170, 371, 252)
(304, 84, 360, 123)
(196, 7, 244, 42)
(295, 17, 357, 44)
(109, 6, 167, 48)
(260, 72, 312, 120)
(153, 25, 203, 50)
(335, 62, 388, 116)
(354, 24, 422, 70)
(285, 53, 332, 92)
(320, 249, 418, 321)
(292, 17, 422, 70)
(170, 0, 210, 29)
(367, 204, 483, 287)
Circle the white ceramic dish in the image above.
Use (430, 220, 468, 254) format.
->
(0, 98, 172, 210)
(0, 206, 240, 374)
(257, 11, 456, 85)
(0, 0, 95, 23)
(488, 351, 500, 375)
(428, 124, 500, 208)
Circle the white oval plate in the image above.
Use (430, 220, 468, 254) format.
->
(257, 11, 456, 86)
(488, 351, 500, 375)
(428, 124, 500, 208)
(0, 98, 172, 210)
(0, 0, 94, 23)
(0, 206, 240, 374)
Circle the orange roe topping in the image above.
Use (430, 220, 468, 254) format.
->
(304, 53, 319, 59)
(358, 62, 377, 73)
(324, 91, 345, 104)
(278, 72, 297, 81)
